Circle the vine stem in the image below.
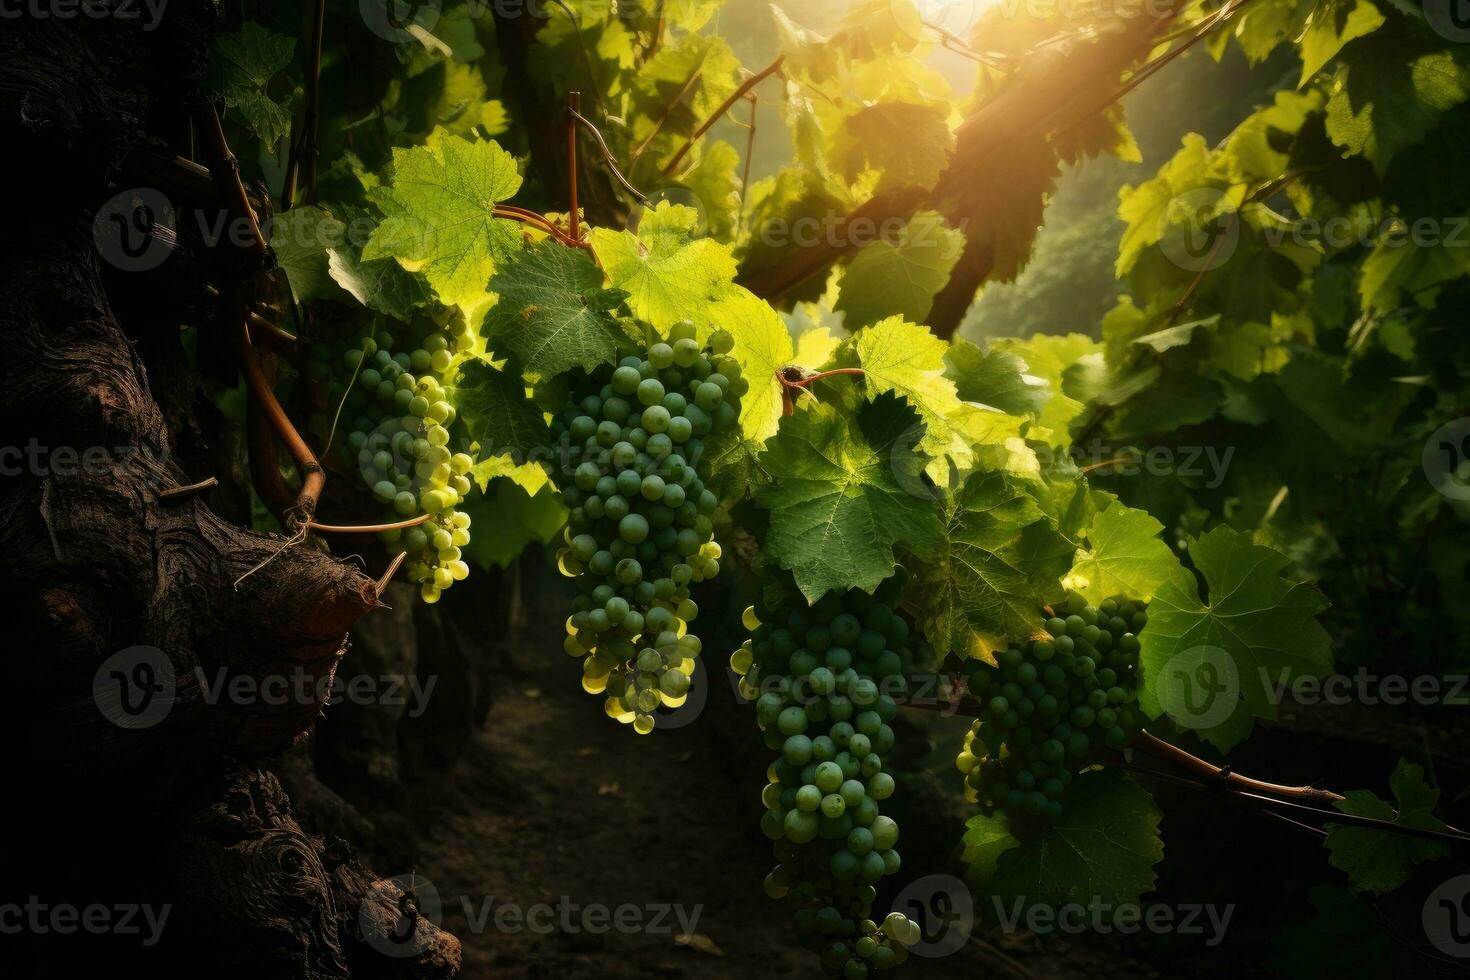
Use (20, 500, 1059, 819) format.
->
(737, 93, 758, 234)
(567, 90, 581, 242)
(284, 0, 326, 208)
(662, 55, 785, 177)
(776, 366, 865, 416)
(1130, 730, 1343, 804)
(307, 514, 432, 534)
(375, 551, 408, 594)
(631, 66, 703, 162)
(569, 107, 651, 205)
(193, 98, 269, 261)
(234, 291, 324, 527)
(493, 204, 585, 248)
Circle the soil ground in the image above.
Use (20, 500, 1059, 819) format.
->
(343, 570, 1470, 980)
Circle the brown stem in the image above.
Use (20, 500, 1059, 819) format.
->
(233, 285, 324, 527)
(570, 108, 651, 205)
(1131, 730, 1344, 804)
(193, 98, 270, 261)
(307, 513, 433, 534)
(630, 66, 703, 162)
(737, 93, 758, 232)
(159, 476, 221, 500)
(567, 90, 581, 242)
(284, 0, 326, 208)
(375, 550, 408, 594)
(663, 55, 785, 177)
(247, 311, 298, 351)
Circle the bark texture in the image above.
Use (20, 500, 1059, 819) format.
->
(1, 5, 459, 976)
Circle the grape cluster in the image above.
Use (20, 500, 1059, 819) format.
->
(731, 579, 923, 977)
(310, 322, 474, 603)
(955, 593, 1148, 827)
(555, 322, 746, 734)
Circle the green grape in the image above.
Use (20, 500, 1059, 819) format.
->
(551, 330, 742, 732)
(735, 579, 919, 974)
(958, 593, 1147, 830)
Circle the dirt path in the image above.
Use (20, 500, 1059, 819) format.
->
(345, 581, 1468, 980)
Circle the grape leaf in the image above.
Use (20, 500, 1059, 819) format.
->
(327, 241, 431, 322)
(210, 22, 296, 148)
(270, 207, 345, 305)
(590, 202, 738, 334)
(363, 130, 525, 318)
(482, 241, 633, 376)
(963, 770, 1164, 913)
(847, 316, 978, 472)
(450, 358, 550, 474)
(901, 469, 1073, 663)
(460, 481, 566, 570)
(1324, 758, 1450, 894)
(1067, 501, 1191, 605)
(989, 333, 1102, 440)
(716, 286, 795, 445)
(946, 341, 1050, 420)
(1297, 0, 1384, 87)
(835, 213, 964, 328)
(1324, 28, 1470, 173)
(1138, 526, 1333, 753)
(754, 395, 943, 602)
(831, 102, 955, 194)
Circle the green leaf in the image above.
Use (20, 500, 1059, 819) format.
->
(270, 207, 345, 305)
(836, 213, 964, 328)
(1324, 758, 1450, 894)
(963, 770, 1163, 914)
(326, 238, 431, 322)
(590, 202, 738, 334)
(363, 130, 525, 318)
(848, 316, 979, 472)
(989, 333, 1102, 440)
(716, 286, 796, 445)
(210, 22, 296, 148)
(902, 470, 1073, 663)
(831, 102, 955, 194)
(482, 241, 633, 376)
(754, 395, 943, 602)
(1068, 501, 1191, 605)
(460, 481, 566, 570)
(1325, 30, 1470, 173)
(1139, 526, 1333, 752)
(450, 358, 550, 473)
(1298, 0, 1384, 87)
(946, 342, 1050, 421)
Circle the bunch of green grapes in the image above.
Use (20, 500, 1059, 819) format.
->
(554, 321, 746, 734)
(730, 578, 923, 977)
(309, 321, 474, 603)
(955, 593, 1148, 827)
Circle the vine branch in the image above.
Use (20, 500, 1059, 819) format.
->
(663, 55, 785, 177)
